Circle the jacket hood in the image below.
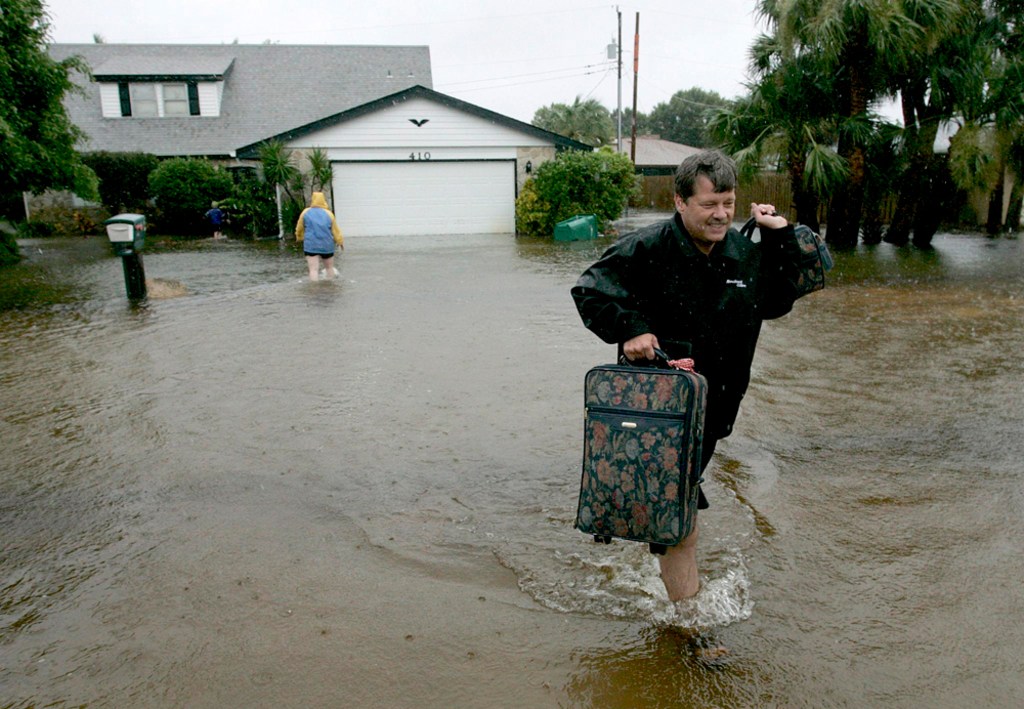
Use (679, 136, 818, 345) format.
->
(310, 192, 329, 209)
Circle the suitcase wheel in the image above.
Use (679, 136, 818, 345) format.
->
(593, 535, 613, 545)
(649, 543, 668, 556)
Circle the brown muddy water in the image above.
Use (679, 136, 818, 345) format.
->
(1, 223, 1023, 708)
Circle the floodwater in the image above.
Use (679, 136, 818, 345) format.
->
(1, 222, 1022, 708)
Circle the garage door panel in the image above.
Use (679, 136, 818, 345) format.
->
(333, 161, 515, 236)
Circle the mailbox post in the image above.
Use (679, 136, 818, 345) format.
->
(104, 214, 148, 300)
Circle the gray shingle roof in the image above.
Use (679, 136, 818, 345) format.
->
(617, 136, 702, 167)
(48, 43, 432, 158)
(91, 55, 235, 79)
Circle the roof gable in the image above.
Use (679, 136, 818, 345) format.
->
(237, 85, 591, 157)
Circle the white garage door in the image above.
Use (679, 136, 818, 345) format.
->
(332, 161, 516, 237)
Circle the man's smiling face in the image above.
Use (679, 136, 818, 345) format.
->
(675, 175, 736, 254)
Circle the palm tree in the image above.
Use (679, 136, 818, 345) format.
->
(882, 0, 978, 245)
(307, 147, 333, 194)
(760, 0, 961, 247)
(258, 140, 302, 239)
(710, 32, 845, 233)
(532, 97, 615, 147)
(929, 0, 1024, 240)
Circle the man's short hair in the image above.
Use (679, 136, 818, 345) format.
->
(674, 150, 737, 200)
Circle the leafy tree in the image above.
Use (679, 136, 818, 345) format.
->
(515, 149, 635, 235)
(647, 88, 731, 147)
(612, 107, 650, 143)
(0, 0, 96, 202)
(148, 158, 233, 235)
(81, 151, 160, 214)
(760, 0, 963, 247)
(941, 0, 1024, 238)
(1, 230, 20, 266)
(532, 97, 615, 147)
(877, 0, 980, 245)
(710, 43, 845, 234)
(219, 169, 278, 238)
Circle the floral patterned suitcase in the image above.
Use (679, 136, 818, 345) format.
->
(575, 358, 707, 554)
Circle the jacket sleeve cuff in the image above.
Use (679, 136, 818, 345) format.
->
(618, 314, 652, 342)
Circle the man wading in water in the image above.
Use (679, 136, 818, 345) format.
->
(572, 150, 806, 601)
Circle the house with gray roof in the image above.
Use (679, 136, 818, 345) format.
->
(46, 43, 590, 236)
(48, 43, 432, 158)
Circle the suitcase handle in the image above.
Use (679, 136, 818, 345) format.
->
(618, 348, 675, 370)
(618, 347, 671, 368)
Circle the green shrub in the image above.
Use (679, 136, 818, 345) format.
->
(1, 229, 21, 265)
(515, 180, 548, 236)
(15, 221, 55, 238)
(218, 170, 279, 238)
(281, 198, 304, 237)
(81, 151, 159, 214)
(515, 149, 637, 236)
(148, 158, 234, 235)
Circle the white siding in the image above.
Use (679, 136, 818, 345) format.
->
(333, 161, 515, 237)
(198, 81, 222, 117)
(99, 83, 121, 117)
(288, 97, 551, 150)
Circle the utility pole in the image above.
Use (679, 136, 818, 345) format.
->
(630, 12, 639, 164)
(617, 7, 623, 154)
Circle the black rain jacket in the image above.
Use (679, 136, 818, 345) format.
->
(571, 213, 806, 439)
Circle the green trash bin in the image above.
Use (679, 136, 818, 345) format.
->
(553, 214, 598, 241)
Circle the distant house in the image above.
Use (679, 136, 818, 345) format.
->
(45, 43, 590, 236)
(618, 136, 701, 210)
(618, 136, 702, 175)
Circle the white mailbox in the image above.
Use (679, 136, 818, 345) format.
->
(104, 213, 146, 255)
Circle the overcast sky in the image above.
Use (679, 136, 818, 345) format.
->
(44, 0, 769, 124)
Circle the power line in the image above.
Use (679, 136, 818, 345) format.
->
(440, 63, 614, 94)
(439, 60, 615, 88)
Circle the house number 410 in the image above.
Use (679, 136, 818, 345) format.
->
(409, 152, 431, 161)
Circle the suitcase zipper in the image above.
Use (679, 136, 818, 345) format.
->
(587, 405, 695, 421)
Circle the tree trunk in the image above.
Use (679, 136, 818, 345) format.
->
(885, 88, 924, 246)
(787, 145, 821, 233)
(825, 140, 865, 248)
(1005, 181, 1024, 234)
(794, 189, 821, 234)
(986, 160, 1006, 235)
(911, 154, 945, 247)
(890, 116, 942, 246)
(825, 46, 870, 249)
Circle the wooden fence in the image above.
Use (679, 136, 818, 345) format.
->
(636, 173, 897, 224)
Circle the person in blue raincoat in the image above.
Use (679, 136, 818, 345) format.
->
(295, 192, 344, 281)
(205, 202, 226, 239)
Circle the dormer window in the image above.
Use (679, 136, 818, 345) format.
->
(163, 84, 189, 116)
(96, 56, 234, 119)
(130, 84, 158, 117)
(117, 81, 198, 117)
